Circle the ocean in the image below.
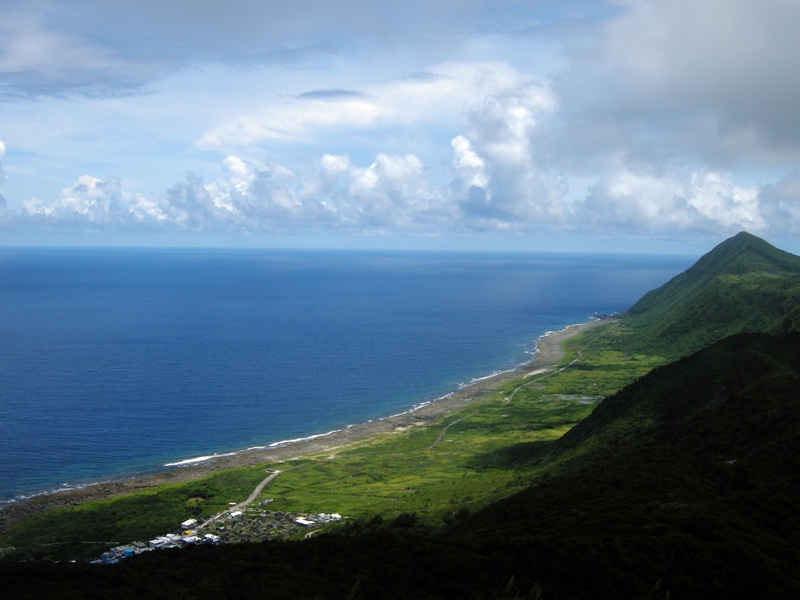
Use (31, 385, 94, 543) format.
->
(0, 248, 694, 504)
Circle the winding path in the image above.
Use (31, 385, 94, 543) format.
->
(429, 411, 480, 449)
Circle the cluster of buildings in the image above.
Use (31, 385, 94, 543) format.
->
(296, 513, 342, 526)
(93, 507, 344, 564)
(147, 518, 221, 549)
(93, 517, 220, 564)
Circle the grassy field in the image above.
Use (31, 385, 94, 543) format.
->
(0, 323, 667, 562)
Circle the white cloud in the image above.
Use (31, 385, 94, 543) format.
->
(0, 9, 165, 98)
(198, 62, 553, 149)
(451, 135, 488, 190)
(0, 1, 546, 99)
(0, 138, 7, 182)
(10, 150, 783, 239)
(22, 175, 166, 228)
(448, 80, 568, 229)
(595, 0, 800, 163)
(582, 170, 765, 234)
(0, 138, 9, 226)
(3, 0, 800, 246)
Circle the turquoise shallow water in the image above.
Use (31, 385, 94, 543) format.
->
(0, 248, 694, 503)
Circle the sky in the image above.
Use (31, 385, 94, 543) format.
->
(1, 0, 800, 253)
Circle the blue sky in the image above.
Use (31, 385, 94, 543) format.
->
(1, 0, 799, 253)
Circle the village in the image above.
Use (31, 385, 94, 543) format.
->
(93, 500, 343, 565)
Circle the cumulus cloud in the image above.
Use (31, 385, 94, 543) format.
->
(0, 139, 12, 228)
(448, 80, 568, 229)
(21, 175, 166, 229)
(583, 170, 764, 234)
(3, 0, 800, 244)
(198, 62, 551, 148)
(0, 138, 7, 183)
(758, 173, 800, 235)
(16, 153, 449, 233)
(12, 148, 790, 239)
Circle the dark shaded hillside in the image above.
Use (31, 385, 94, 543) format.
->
(619, 232, 800, 356)
(5, 333, 800, 599)
(457, 332, 800, 598)
(557, 331, 800, 457)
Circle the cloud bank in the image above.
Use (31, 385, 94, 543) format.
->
(2, 1, 800, 247)
(11, 149, 796, 237)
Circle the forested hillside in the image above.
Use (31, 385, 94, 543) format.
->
(618, 232, 800, 356)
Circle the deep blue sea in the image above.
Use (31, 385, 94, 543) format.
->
(0, 248, 695, 504)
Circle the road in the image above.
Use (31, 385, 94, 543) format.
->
(505, 322, 618, 404)
(429, 411, 480, 449)
(198, 470, 282, 530)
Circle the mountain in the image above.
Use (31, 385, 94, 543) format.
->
(619, 232, 800, 357)
(458, 332, 800, 599)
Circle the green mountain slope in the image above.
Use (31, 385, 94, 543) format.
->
(619, 232, 800, 356)
(458, 332, 800, 599)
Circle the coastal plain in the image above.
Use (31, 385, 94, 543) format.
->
(4, 233, 800, 598)
(0, 316, 664, 560)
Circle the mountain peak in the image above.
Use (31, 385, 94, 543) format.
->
(622, 232, 800, 357)
(693, 231, 799, 277)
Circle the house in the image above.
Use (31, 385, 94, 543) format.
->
(294, 517, 316, 527)
(181, 518, 198, 529)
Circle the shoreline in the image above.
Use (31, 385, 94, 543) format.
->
(0, 317, 612, 530)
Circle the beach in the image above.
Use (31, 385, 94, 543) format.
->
(0, 317, 611, 530)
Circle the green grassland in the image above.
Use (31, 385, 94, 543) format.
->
(0, 322, 666, 562)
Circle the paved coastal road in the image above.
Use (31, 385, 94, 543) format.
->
(506, 322, 618, 404)
(238, 470, 283, 508)
(198, 470, 283, 530)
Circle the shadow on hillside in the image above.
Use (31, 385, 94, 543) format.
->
(465, 440, 554, 471)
